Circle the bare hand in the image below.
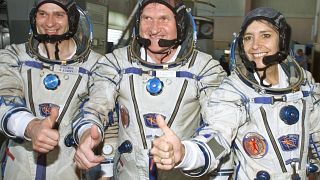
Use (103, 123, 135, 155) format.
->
(150, 115, 185, 170)
(25, 107, 59, 153)
(74, 124, 105, 170)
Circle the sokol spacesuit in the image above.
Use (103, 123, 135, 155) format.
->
(176, 7, 320, 180)
(0, 0, 104, 179)
(82, 0, 229, 179)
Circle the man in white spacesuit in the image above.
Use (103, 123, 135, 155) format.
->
(0, 0, 106, 179)
(72, 0, 231, 179)
(150, 7, 320, 180)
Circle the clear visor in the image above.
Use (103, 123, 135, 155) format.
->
(229, 37, 304, 94)
(28, 6, 92, 63)
(35, 0, 74, 7)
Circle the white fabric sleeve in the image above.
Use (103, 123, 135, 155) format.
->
(101, 162, 113, 177)
(77, 123, 103, 142)
(7, 111, 36, 138)
(175, 140, 205, 170)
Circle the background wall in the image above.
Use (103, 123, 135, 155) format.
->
(212, 0, 316, 52)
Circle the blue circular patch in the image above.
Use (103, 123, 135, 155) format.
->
(146, 77, 163, 96)
(64, 133, 75, 147)
(43, 74, 60, 90)
(256, 170, 270, 180)
(279, 105, 299, 125)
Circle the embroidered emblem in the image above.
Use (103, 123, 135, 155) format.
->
(39, 103, 59, 117)
(120, 105, 130, 128)
(143, 113, 166, 128)
(243, 132, 268, 159)
(278, 134, 299, 151)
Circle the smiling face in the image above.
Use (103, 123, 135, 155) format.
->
(243, 20, 279, 69)
(35, 3, 69, 36)
(139, 3, 177, 53)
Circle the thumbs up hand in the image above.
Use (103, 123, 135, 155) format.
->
(74, 124, 105, 170)
(25, 106, 60, 153)
(150, 115, 185, 170)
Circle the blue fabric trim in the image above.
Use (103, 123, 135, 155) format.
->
(176, 71, 201, 80)
(194, 142, 210, 176)
(1, 146, 7, 179)
(35, 154, 46, 180)
(310, 134, 320, 160)
(183, 141, 210, 177)
(79, 98, 89, 110)
(25, 61, 43, 69)
(235, 161, 240, 180)
(253, 97, 274, 104)
(302, 91, 310, 97)
(2, 107, 31, 138)
(108, 111, 114, 125)
(73, 121, 91, 144)
(122, 67, 143, 75)
(24, 61, 92, 75)
(253, 91, 310, 104)
(0, 96, 26, 107)
(120, 67, 202, 80)
(79, 67, 92, 75)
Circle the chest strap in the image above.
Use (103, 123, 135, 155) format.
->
(251, 91, 309, 104)
(119, 67, 202, 80)
(24, 60, 92, 75)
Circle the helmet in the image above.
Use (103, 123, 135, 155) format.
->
(237, 7, 291, 71)
(135, 0, 188, 48)
(130, 0, 196, 69)
(29, 0, 80, 43)
(229, 7, 304, 94)
(27, 6, 93, 64)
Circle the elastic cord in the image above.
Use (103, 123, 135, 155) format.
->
(55, 42, 60, 60)
(160, 50, 171, 63)
(256, 66, 272, 87)
(144, 47, 147, 62)
(44, 43, 50, 59)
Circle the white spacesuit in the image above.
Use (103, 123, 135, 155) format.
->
(178, 7, 320, 180)
(0, 1, 104, 179)
(83, 0, 229, 179)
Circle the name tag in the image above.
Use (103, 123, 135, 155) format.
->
(155, 70, 176, 77)
(53, 65, 79, 74)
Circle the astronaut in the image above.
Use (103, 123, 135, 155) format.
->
(150, 7, 320, 180)
(0, 0, 105, 179)
(72, 0, 230, 179)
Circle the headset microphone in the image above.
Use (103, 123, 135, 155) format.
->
(158, 39, 178, 47)
(136, 37, 151, 47)
(262, 51, 287, 66)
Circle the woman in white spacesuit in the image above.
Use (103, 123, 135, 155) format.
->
(0, 0, 106, 179)
(150, 7, 320, 180)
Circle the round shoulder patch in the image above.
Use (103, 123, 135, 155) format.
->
(120, 105, 130, 128)
(243, 132, 268, 159)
